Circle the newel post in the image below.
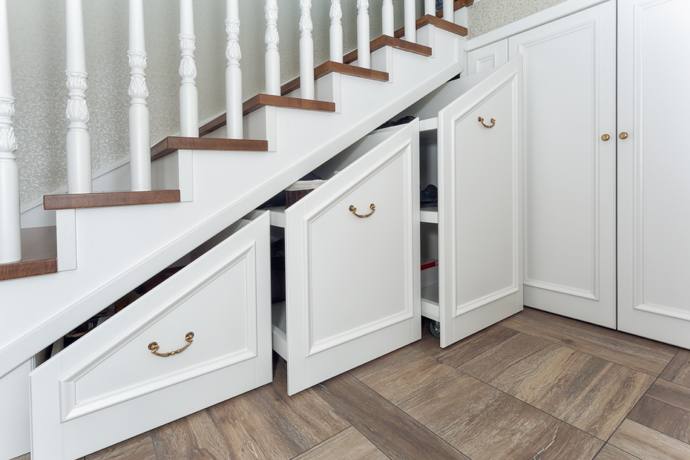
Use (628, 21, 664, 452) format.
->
(180, 0, 199, 137)
(356, 0, 370, 69)
(329, 0, 343, 63)
(404, 0, 416, 43)
(382, 0, 394, 37)
(128, 0, 151, 191)
(299, 0, 314, 100)
(225, 0, 242, 139)
(0, 0, 20, 263)
(65, 0, 92, 194)
(264, 0, 280, 96)
(443, 0, 454, 21)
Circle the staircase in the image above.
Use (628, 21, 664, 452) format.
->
(0, 0, 472, 457)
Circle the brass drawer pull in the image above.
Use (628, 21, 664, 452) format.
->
(148, 332, 194, 357)
(478, 117, 496, 128)
(349, 203, 376, 218)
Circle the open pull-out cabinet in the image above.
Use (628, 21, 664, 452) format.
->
(29, 212, 272, 460)
(271, 122, 421, 396)
(403, 56, 524, 348)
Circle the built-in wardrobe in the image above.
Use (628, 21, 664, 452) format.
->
(467, 0, 690, 349)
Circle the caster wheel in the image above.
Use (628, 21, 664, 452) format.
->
(429, 321, 441, 338)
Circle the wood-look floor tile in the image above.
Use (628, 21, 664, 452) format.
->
(627, 396, 690, 445)
(10, 455, 32, 460)
(315, 372, 469, 460)
(86, 433, 156, 460)
(609, 419, 690, 460)
(294, 427, 388, 460)
(660, 349, 690, 388)
(433, 324, 520, 368)
(400, 368, 604, 460)
(500, 308, 678, 376)
(207, 382, 341, 460)
(646, 378, 690, 412)
(151, 417, 200, 459)
(460, 332, 655, 440)
(594, 444, 640, 460)
(185, 410, 236, 459)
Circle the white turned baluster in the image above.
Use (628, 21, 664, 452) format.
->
(0, 0, 20, 263)
(299, 0, 314, 100)
(180, 0, 199, 138)
(329, 0, 343, 63)
(443, 0, 453, 21)
(356, 0, 370, 69)
(65, 0, 92, 194)
(264, 0, 280, 96)
(404, 0, 416, 43)
(382, 0, 394, 37)
(128, 0, 151, 191)
(225, 0, 242, 139)
(425, 0, 435, 16)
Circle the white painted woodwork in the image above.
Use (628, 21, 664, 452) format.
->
(225, 0, 242, 139)
(467, 39, 508, 76)
(65, 0, 92, 194)
(0, 359, 32, 460)
(264, 0, 280, 96)
(128, 0, 151, 192)
(437, 57, 523, 347)
(281, 123, 421, 395)
(179, 0, 199, 138)
(443, 0, 454, 21)
(329, 0, 343, 63)
(509, 2, 617, 327)
(382, 0, 394, 37)
(299, 0, 315, 100)
(357, 0, 371, 69)
(0, 0, 20, 264)
(56, 209, 77, 272)
(30, 212, 272, 459)
(404, 0, 416, 43)
(0, 24, 462, 390)
(425, 0, 436, 16)
(617, 0, 690, 348)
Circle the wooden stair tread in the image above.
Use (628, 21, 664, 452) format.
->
(242, 93, 336, 116)
(0, 227, 57, 281)
(394, 14, 469, 39)
(436, 0, 474, 18)
(44, 190, 181, 210)
(151, 137, 268, 161)
(343, 35, 433, 65)
(281, 61, 389, 96)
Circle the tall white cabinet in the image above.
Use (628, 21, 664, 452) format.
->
(617, 0, 690, 349)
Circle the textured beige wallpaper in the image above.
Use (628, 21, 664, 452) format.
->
(467, 0, 569, 38)
(9, 0, 422, 206)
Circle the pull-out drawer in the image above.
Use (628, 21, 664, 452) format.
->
(272, 122, 421, 395)
(30, 211, 272, 460)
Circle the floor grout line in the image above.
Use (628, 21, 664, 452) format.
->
(287, 426, 352, 460)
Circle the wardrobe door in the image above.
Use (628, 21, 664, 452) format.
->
(284, 122, 420, 395)
(508, 1, 617, 327)
(618, 0, 690, 348)
(438, 56, 523, 348)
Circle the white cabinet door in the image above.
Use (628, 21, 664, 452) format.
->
(438, 57, 523, 348)
(284, 122, 420, 395)
(508, 2, 617, 328)
(30, 212, 272, 460)
(467, 39, 508, 76)
(618, 0, 690, 348)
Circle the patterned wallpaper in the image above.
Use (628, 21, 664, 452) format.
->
(9, 0, 422, 207)
(467, 0, 569, 39)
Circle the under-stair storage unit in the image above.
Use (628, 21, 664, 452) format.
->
(29, 211, 272, 460)
(400, 56, 524, 348)
(270, 122, 421, 396)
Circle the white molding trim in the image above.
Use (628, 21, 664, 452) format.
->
(466, 0, 608, 51)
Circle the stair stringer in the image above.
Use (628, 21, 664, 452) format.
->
(0, 26, 464, 379)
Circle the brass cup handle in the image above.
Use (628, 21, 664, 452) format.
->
(478, 117, 496, 129)
(148, 332, 194, 357)
(349, 204, 376, 218)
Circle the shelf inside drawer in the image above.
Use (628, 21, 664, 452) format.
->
(272, 301, 288, 360)
(266, 206, 286, 228)
(421, 207, 438, 224)
(421, 282, 440, 321)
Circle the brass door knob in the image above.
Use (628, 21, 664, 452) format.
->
(601, 134, 610, 141)
(619, 132, 629, 139)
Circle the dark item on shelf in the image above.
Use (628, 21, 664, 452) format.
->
(377, 115, 417, 130)
(420, 184, 438, 206)
(271, 238, 286, 303)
